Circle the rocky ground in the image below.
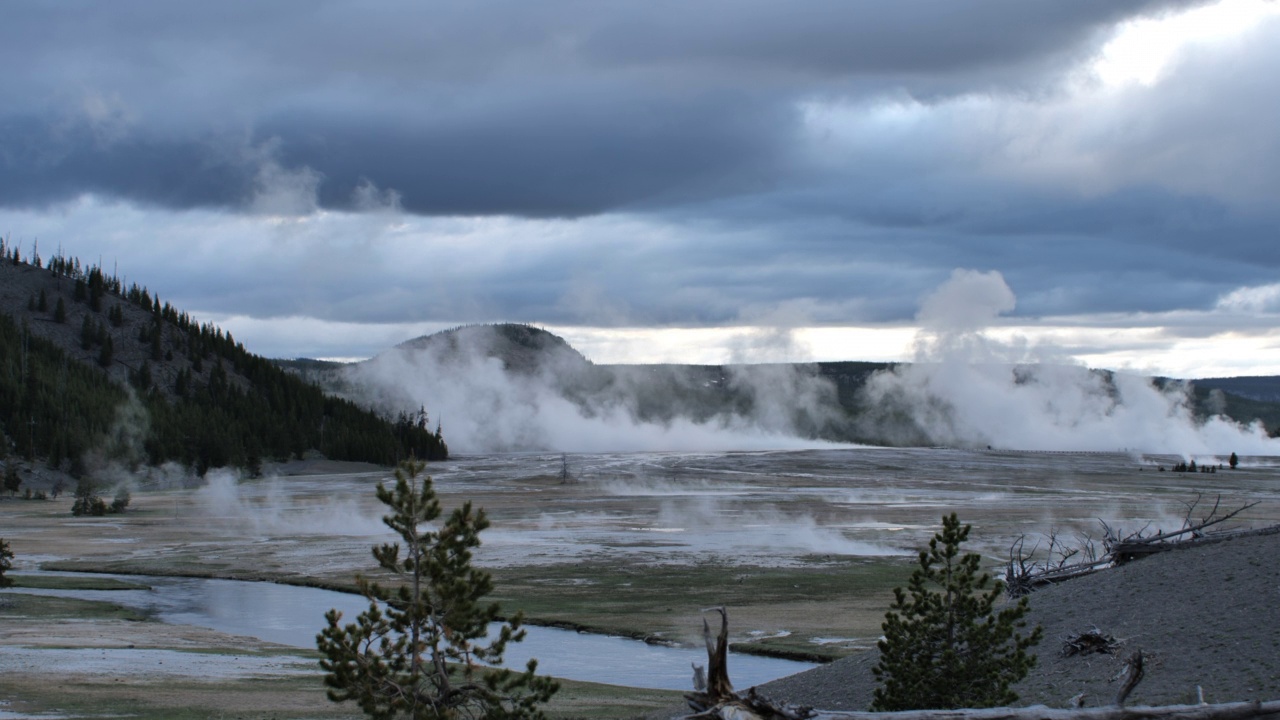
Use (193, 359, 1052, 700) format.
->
(755, 530, 1280, 714)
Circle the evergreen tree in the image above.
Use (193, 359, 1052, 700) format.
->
(4, 463, 21, 496)
(110, 487, 131, 513)
(150, 322, 163, 361)
(0, 538, 13, 588)
(132, 361, 152, 392)
(80, 315, 95, 350)
(871, 513, 1042, 711)
(53, 297, 67, 324)
(97, 336, 114, 368)
(71, 478, 107, 516)
(317, 458, 557, 720)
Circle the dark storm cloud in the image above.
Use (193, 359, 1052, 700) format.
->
(0, 0, 1206, 216)
(0, 117, 259, 210)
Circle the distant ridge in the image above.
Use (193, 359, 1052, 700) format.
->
(390, 323, 591, 375)
(1192, 375, 1280, 403)
(305, 323, 1280, 450)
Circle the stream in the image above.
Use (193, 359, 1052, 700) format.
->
(10, 573, 817, 690)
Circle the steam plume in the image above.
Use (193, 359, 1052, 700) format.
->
(859, 269, 1279, 454)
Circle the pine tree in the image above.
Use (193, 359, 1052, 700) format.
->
(71, 478, 107, 516)
(80, 315, 95, 350)
(3, 464, 21, 496)
(871, 513, 1042, 711)
(0, 538, 13, 588)
(97, 336, 114, 368)
(150, 322, 163, 361)
(317, 458, 557, 719)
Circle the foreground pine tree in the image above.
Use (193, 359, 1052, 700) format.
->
(871, 513, 1042, 711)
(317, 458, 558, 719)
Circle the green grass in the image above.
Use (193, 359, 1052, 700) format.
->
(0, 673, 685, 720)
(0, 674, 352, 720)
(0, 592, 150, 621)
(488, 556, 913, 660)
(542, 677, 685, 719)
(9, 573, 151, 590)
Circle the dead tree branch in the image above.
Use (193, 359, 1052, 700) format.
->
(1006, 497, 1274, 596)
(1061, 627, 1122, 658)
(1114, 651, 1145, 707)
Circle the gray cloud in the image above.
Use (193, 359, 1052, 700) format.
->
(5, 0, 1280, 366)
(1, 0, 1207, 216)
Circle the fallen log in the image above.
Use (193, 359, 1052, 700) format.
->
(1104, 498, 1259, 564)
(800, 699, 1280, 720)
(1107, 524, 1280, 564)
(1006, 497, 1279, 596)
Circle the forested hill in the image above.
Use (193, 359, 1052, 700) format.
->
(0, 243, 445, 477)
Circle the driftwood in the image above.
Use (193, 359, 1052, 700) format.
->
(1006, 496, 1276, 597)
(800, 700, 1280, 720)
(684, 607, 814, 720)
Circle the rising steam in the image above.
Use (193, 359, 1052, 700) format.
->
(859, 269, 1280, 455)
(332, 273, 1277, 455)
(339, 325, 845, 453)
(196, 470, 388, 536)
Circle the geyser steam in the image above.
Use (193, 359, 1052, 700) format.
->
(859, 269, 1279, 455)
(340, 325, 844, 453)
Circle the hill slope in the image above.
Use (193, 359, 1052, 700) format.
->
(0, 246, 444, 479)
(761, 530, 1280, 709)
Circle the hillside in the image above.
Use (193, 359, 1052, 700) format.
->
(0, 244, 445, 481)
(760, 530, 1280, 709)
(1193, 376, 1280, 403)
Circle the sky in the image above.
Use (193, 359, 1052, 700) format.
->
(3, 0, 1280, 378)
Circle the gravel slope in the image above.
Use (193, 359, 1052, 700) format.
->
(758, 530, 1280, 712)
